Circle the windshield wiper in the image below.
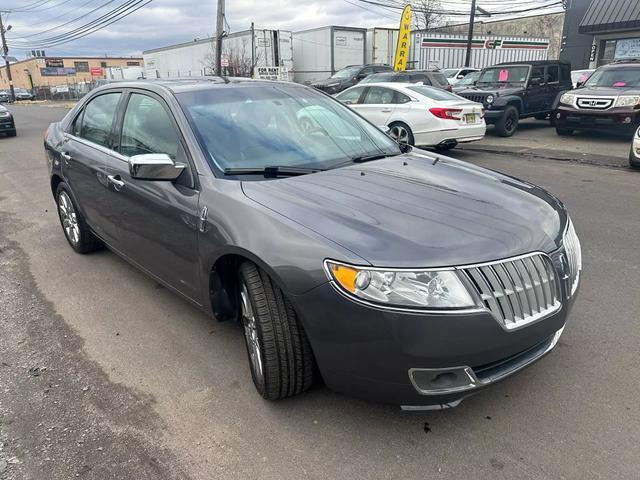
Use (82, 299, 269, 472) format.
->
(223, 166, 323, 178)
(351, 151, 406, 163)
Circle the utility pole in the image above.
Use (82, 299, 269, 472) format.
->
(0, 12, 15, 102)
(464, 0, 477, 68)
(215, 0, 225, 75)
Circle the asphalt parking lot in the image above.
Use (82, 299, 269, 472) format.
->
(1, 105, 639, 480)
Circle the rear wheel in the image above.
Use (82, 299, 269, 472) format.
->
(388, 122, 414, 146)
(630, 152, 640, 170)
(495, 106, 519, 137)
(238, 262, 314, 400)
(55, 183, 102, 254)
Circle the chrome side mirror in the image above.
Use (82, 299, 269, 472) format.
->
(129, 153, 185, 181)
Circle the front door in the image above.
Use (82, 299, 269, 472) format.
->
(525, 65, 547, 113)
(352, 86, 397, 127)
(63, 91, 123, 244)
(104, 91, 202, 304)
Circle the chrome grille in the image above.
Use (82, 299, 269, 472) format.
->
(563, 220, 582, 297)
(576, 97, 614, 110)
(463, 253, 560, 330)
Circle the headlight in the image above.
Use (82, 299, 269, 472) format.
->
(325, 261, 476, 309)
(614, 95, 640, 108)
(560, 93, 575, 105)
(0, 111, 9, 117)
(485, 95, 494, 104)
(327, 82, 340, 88)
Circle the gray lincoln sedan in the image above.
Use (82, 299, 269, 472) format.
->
(45, 78, 581, 409)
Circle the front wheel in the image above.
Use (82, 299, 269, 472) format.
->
(238, 262, 315, 400)
(494, 106, 519, 137)
(388, 122, 415, 146)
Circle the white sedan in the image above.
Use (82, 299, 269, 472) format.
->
(335, 82, 486, 150)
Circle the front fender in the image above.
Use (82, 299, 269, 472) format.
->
(492, 95, 523, 112)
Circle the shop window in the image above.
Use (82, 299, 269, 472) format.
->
(74, 61, 89, 72)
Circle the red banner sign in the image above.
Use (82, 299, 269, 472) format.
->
(90, 67, 103, 76)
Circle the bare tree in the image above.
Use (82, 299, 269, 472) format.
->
(532, 14, 563, 59)
(413, 0, 444, 31)
(202, 38, 262, 77)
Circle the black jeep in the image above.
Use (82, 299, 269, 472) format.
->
(457, 60, 572, 136)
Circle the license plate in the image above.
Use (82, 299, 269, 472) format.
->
(463, 113, 478, 124)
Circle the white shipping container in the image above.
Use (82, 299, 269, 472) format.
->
(365, 27, 398, 65)
(292, 26, 366, 84)
(143, 28, 293, 79)
(409, 32, 550, 70)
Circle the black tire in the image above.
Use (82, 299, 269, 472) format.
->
(55, 182, 102, 254)
(495, 105, 519, 137)
(388, 121, 415, 146)
(556, 126, 574, 136)
(238, 262, 314, 400)
(630, 152, 640, 170)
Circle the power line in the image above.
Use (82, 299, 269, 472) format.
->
(7, 0, 99, 33)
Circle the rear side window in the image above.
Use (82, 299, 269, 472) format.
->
(395, 92, 412, 104)
(120, 93, 180, 159)
(80, 92, 121, 148)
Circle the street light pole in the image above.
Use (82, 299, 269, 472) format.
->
(215, 0, 225, 75)
(0, 12, 15, 102)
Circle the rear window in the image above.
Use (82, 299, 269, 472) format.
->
(408, 86, 461, 101)
(430, 72, 449, 87)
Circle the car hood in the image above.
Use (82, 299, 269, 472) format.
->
(241, 152, 566, 268)
(571, 86, 640, 96)
(312, 78, 346, 88)
(457, 86, 523, 96)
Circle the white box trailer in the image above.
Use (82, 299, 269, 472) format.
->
(105, 66, 145, 80)
(292, 26, 367, 84)
(409, 32, 550, 70)
(365, 27, 399, 65)
(143, 28, 293, 79)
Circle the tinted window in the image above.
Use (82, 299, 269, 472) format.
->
(80, 92, 121, 148)
(362, 87, 395, 104)
(409, 74, 429, 84)
(360, 67, 375, 77)
(336, 86, 365, 104)
(431, 72, 449, 87)
(530, 66, 545, 82)
(408, 86, 462, 101)
(72, 110, 83, 137)
(396, 92, 412, 104)
(546, 65, 559, 83)
(360, 73, 395, 84)
(120, 93, 180, 159)
(374, 66, 392, 73)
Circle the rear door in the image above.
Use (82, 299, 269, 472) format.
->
(63, 91, 123, 244)
(104, 90, 203, 303)
(354, 86, 397, 125)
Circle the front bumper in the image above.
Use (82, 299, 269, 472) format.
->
(0, 117, 15, 132)
(290, 267, 575, 408)
(557, 106, 640, 134)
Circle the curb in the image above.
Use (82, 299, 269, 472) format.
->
(458, 144, 630, 169)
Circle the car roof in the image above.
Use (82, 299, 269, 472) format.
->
(601, 59, 640, 68)
(496, 60, 570, 66)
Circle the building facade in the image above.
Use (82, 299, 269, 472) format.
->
(559, 0, 593, 70)
(579, 0, 640, 68)
(434, 12, 564, 60)
(0, 56, 143, 92)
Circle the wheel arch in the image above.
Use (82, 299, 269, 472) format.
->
(51, 174, 63, 199)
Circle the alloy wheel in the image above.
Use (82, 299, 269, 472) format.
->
(240, 283, 265, 390)
(389, 125, 410, 145)
(58, 191, 80, 245)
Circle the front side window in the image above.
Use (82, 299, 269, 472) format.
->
(80, 92, 121, 148)
(546, 65, 559, 83)
(530, 66, 545, 83)
(362, 87, 395, 104)
(177, 84, 399, 173)
(120, 93, 180, 158)
(335, 86, 365, 104)
(331, 66, 360, 79)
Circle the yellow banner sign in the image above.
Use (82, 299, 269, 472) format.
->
(393, 5, 412, 71)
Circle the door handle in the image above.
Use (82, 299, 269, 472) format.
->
(107, 175, 125, 192)
(60, 151, 72, 164)
(381, 108, 393, 112)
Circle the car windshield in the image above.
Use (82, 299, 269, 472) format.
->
(331, 66, 361, 79)
(584, 67, 640, 88)
(361, 73, 395, 83)
(477, 66, 529, 86)
(408, 86, 463, 101)
(458, 71, 481, 85)
(442, 69, 458, 78)
(177, 84, 400, 174)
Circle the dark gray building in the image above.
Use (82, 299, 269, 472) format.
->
(561, 0, 640, 69)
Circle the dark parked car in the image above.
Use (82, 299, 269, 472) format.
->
(311, 64, 392, 94)
(14, 88, 34, 101)
(556, 60, 640, 137)
(0, 104, 16, 137)
(630, 125, 640, 169)
(45, 78, 581, 409)
(458, 61, 572, 136)
(359, 69, 452, 91)
(0, 90, 9, 103)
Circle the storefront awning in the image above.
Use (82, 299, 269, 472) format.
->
(579, 0, 640, 34)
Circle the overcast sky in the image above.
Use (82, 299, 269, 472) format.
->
(4, 0, 562, 58)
